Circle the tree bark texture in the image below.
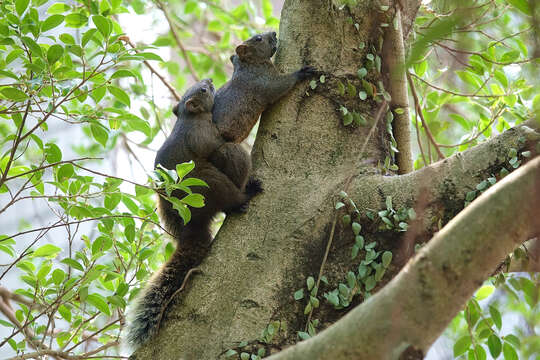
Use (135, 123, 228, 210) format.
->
(267, 156, 540, 360)
(132, 1, 539, 359)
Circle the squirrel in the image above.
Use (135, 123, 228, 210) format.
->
(126, 79, 262, 349)
(212, 31, 318, 143)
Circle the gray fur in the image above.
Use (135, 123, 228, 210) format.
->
(212, 31, 317, 142)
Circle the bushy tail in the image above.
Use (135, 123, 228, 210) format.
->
(126, 240, 209, 349)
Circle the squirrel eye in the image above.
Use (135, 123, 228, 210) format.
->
(255, 36, 262, 42)
(201, 88, 207, 93)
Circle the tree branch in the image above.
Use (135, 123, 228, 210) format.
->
(383, 6, 413, 174)
(349, 120, 539, 241)
(267, 156, 540, 360)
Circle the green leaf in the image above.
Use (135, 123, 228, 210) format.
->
(108, 86, 130, 107)
(303, 301, 312, 315)
(502, 342, 518, 360)
(382, 251, 392, 268)
(506, 0, 531, 15)
(57, 164, 74, 182)
(362, 79, 374, 97)
(51, 269, 65, 285)
(359, 91, 367, 100)
(351, 222, 361, 235)
(351, 244, 360, 259)
(357, 67, 367, 78)
(224, 349, 238, 358)
(92, 15, 111, 37)
(45, 143, 62, 163)
(474, 345, 486, 360)
(335, 201, 345, 210)
(86, 294, 111, 316)
(168, 197, 191, 224)
(347, 82, 356, 97)
(500, 50, 520, 63)
(487, 335, 502, 358)
(110, 69, 137, 80)
(47, 3, 70, 14)
(355, 235, 364, 249)
(488, 305, 502, 330)
(91, 124, 108, 147)
(347, 271, 356, 288)
(503, 334, 520, 348)
(42, 15, 65, 32)
(475, 285, 494, 300)
(180, 178, 208, 188)
(81, 28, 98, 47)
(342, 113, 353, 126)
(61, 258, 84, 271)
(33, 244, 62, 258)
(16, 0, 30, 16)
(21, 36, 43, 57)
(176, 161, 195, 178)
(181, 193, 205, 208)
(364, 276, 376, 291)
(136, 52, 163, 61)
(59, 33, 75, 44)
(306, 276, 315, 291)
(453, 336, 472, 358)
(58, 304, 71, 322)
(293, 289, 304, 300)
(47, 44, 64, 64)
(65, 13, 88, 28)
(414, 60, 428, 77)
(1, 87, 28, 102)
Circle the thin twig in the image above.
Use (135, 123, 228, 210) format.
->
(154, 0, 200, 83)
(3, 214, 173, 241)
(156, 268, 201, 331)
(408, 72, 514, 98)
(434, 40, 536, 66)
(407, 72, 446, 160)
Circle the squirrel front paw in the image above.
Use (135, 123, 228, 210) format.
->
(296, 66, 318, 80)
(245, 178, 264, 197)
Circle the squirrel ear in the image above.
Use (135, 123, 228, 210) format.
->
(235, 44, 251, 59)
(172, 103, 179, 116)
(185, 98, 202, 113)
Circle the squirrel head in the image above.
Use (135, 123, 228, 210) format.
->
(235, 32, 277, 63)
(173, 79, 215, 116)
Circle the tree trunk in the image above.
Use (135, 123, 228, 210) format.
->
(131, 1, 539, 359)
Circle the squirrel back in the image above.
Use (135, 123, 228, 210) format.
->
(212, 32, 317, 142)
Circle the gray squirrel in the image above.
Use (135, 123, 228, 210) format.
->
(126, 79, 262, 348)
(212, 31, 318, 142)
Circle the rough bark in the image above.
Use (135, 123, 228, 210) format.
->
(266, 156, 540, 360)
(131, 1, 539, 359)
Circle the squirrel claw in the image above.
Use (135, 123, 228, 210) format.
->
(245, 178, 264, 197)
(225, 202, 249, 215)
